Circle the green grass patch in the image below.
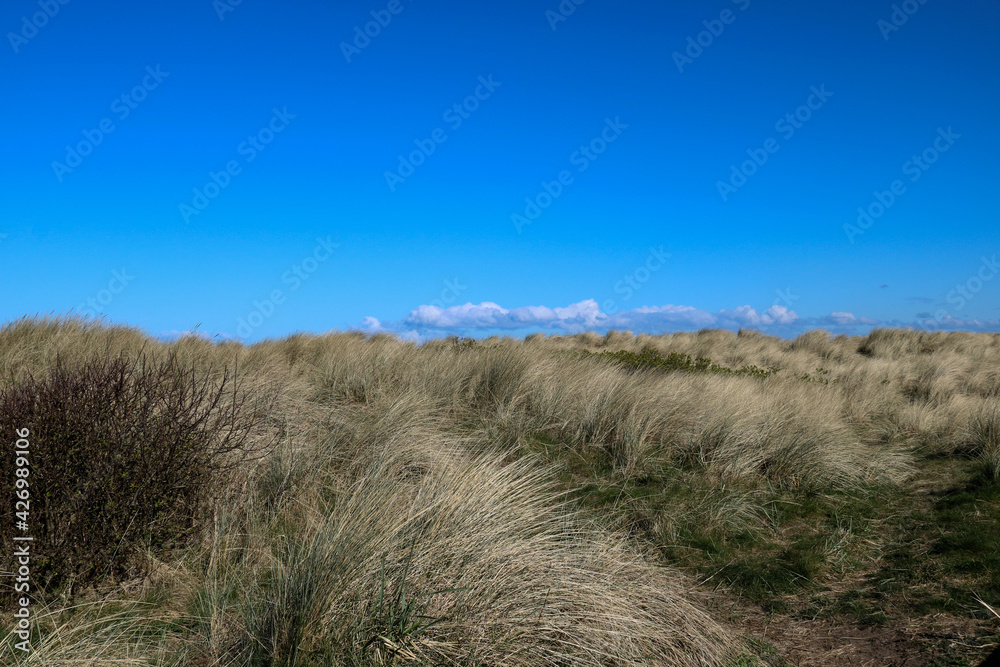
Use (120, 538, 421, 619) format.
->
(582, 346, 781, 379)
(517, 400, 999, 645)
(529, 432, 893, 610)
(805, 458, 1000, 627)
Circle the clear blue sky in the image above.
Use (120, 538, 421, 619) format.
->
(2, 0, 998, 341)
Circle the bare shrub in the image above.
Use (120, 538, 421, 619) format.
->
(0, 351, 276, 600)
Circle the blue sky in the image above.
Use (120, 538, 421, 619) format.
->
(2, 0, 998, 342)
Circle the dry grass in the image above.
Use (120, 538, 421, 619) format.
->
(3, 317, 1000, 664)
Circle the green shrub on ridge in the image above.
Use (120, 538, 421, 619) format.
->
(585, 345, 781, 379)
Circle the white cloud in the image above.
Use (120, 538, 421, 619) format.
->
(364, 299, 1000, 340)
(765, 305, 799, 324)
(813, 312, 879, 328)
(396, 299, 799, 335)
(407, 301, 510, 328)
(716, 304, 799, 327)
(828, 311, 857, 325)
(617, 304, 716, 328)
(917, 314, 1000, 332)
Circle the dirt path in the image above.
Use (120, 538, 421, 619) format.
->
(731, 601, 995, 666)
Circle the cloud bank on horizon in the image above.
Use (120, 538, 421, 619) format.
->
(359, 299, 1000, 341)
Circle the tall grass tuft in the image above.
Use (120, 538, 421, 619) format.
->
(968, 401, 1000, 481)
